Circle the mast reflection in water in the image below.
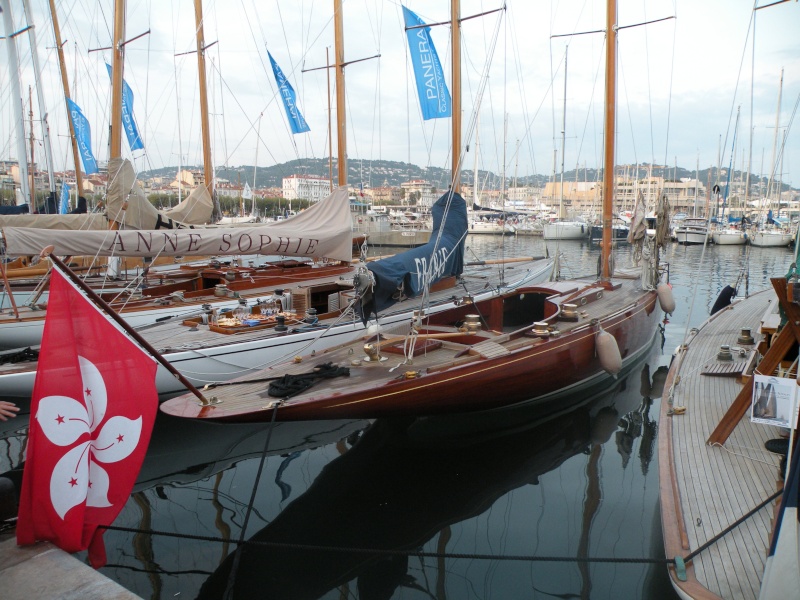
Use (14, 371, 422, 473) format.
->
(86, 346, 671, 599)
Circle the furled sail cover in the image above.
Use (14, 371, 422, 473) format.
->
(2, 187, 354, 263)
(358, 191, 467, 323)
(105, 158, 213, 228)
(0, 213, 110, 230)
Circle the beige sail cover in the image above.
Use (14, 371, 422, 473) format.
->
(105, 157, 213, 228)
(2, 187, 354, 262)
(0, 213, 110, 230)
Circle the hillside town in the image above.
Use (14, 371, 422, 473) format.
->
(1, 158, 798, 221)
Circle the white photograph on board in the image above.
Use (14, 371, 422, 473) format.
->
(751, 374, 798, 428)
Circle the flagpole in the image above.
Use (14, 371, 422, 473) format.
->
(42, 248, 215, 406)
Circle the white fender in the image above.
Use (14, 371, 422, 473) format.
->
(596, 329, 622, 376)
(657, 282, 676, 315)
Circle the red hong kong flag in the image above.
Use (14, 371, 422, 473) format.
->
(16, 265, 159, 568)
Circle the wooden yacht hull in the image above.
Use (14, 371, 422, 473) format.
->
(658, 289, 785, 600)
(0, 259, 555, 397)
(161, 277, 660, 422)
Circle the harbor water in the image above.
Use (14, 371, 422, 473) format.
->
(0, 237, 794, 599)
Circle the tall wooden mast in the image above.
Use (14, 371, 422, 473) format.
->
(333, 0, 347, 186)
(109, 0, 125, 159)
(600, 0, 617, 281)
(194, 0, 214, 197)
(49, 0, 84, 197)
(450, 0, 461, 194)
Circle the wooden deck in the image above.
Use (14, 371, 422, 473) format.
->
(139, 258, 553, 355)
(659, 290, 784, 599)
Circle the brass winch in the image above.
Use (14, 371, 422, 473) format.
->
(737, 328, 755, 345)
(462, 314, 481, 334)
(531, 321, 551, 337)
(559, 303, 580, 322)
(717, 344, 734, 361)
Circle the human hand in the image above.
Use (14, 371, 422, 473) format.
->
(0, 401, 19, 421)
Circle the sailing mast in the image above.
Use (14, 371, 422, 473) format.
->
(559, 47, 568, 220)
(334, 0, 346, 186)
(109, 0, 125, 160)
(194, 0, 215, 211)
(600, 0, 617, 281)
(22, 0, 55, 196)
(48, 0, 84, 200)
(1, 0, 31, 204)
(451, 0, 461, 193)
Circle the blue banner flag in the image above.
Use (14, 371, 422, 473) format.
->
(402, 6, 451, 120)
(105, 64, 144, 151)
(65, 98, 99, 175)
(59, 182, 70, 214)
(267, 51, 310, 135)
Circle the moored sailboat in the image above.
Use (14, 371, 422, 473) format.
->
(159, 0, 670, 424)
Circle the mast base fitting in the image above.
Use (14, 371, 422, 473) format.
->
(197, 396, 222, 406)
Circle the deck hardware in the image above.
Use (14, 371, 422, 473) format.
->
(717, 345, 733, 361)
(363, 343, 387, 362)
(737, 328, 755, 344)
(463, 314, 481, 332)
(559, 303, 579, 322)
(197, 395, 221, 406)
(531, 321, 550, 337)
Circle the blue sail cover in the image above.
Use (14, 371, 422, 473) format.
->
(59, 182, 70, 214)
(402, 6, 452, 120)
(359, 191, 467, 323)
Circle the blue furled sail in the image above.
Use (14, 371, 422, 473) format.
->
(356, 191, 467, 323)
(59, 182, 70, 214)
(105, 64, 144, 151)
(267, 51, 311, 134)
(65, 98, 99, 175)
(402, 6, 452, 120)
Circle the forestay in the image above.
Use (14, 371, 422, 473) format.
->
(2, 187, 354, 263)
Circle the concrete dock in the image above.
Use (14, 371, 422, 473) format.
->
(0, 531, 141, 599)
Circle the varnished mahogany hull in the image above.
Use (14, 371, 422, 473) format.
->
(167, 286, 660, 422)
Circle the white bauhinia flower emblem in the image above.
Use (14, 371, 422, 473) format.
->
(36, 356, 143, 519)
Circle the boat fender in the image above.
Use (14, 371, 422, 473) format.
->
(710, 285, 736, 316)
(657, 282, 676, 315)
(596, 329, 622, 377)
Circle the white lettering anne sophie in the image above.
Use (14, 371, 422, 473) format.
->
(104, 231, 320, 255)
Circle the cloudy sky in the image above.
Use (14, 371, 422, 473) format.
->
(1, 0, 799, 189)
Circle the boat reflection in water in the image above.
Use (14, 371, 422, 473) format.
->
(119, 357, 663, 600)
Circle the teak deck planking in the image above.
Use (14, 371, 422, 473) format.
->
(659, 290, 784, 599)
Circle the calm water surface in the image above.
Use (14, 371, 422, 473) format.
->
(0, 237, 794, 599)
